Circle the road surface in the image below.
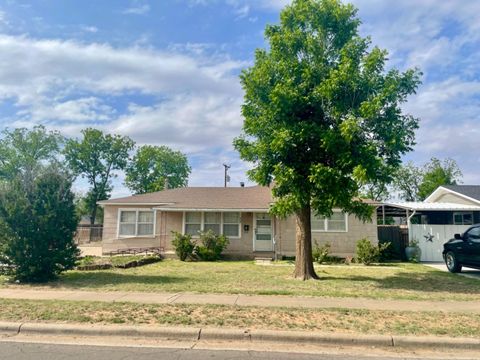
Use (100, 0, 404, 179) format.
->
(0, 341, 475, 360)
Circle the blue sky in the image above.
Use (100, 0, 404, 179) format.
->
(0, 0, 479, 198)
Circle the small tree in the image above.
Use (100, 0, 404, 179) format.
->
(125, 145, 191, 194)
(0, 166, 79, 282)
(234, 0, 421, 279)
(64, 128, 134, 225)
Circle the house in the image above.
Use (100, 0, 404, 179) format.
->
(98, 185, 378, 259)
(382, 185, 480, 261)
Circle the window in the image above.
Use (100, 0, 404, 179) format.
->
(466, 226, 480, 241)
(119, 210, 155, 237)
(185, 212, 202, 235)
(183, 212, 241, 238)
(204, 212, 221, 234)
(311, 211, 347, 232)
(223, 212, 240, 237)
(453, 212, 473, 225)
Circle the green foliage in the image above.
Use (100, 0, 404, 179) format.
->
(125, 145, 191, 194)
(394, 158, 462, 201)
(0, 166, 80, 282)
(418, 158, 462, 200)
(74, 193, 103, 224)
(312, 242, 331, 264)
(171, 232, 196, 261)
(195, 230, 229, 261)
(355, 238, 390, 265)
(0, 126, 63, 182)
(64, 128, 135, 224)
(233, 0, 420, 277)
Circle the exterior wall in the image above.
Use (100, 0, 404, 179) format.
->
(275, 212, 378, 258)
(102, 206, 377, 259)
(434, 193, 478, 206)
(102, 205, 182, 254)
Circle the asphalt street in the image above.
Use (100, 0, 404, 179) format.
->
(0, 341, 475, 360)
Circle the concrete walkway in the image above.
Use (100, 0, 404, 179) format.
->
(0, 288, 479, 313)
(423, 262, 480, 280)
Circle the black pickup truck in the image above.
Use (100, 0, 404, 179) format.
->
(443, 224, 480, 273)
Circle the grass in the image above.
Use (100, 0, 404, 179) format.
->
(0, 298, 478, 338)
(1, 260, 479, 301)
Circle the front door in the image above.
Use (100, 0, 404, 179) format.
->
(254, 213, 273, 252)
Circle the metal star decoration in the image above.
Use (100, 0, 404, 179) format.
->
(424, 233, 434, 242)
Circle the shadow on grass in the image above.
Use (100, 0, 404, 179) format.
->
(321, 270, 480, 295)
(40, 272, 189, 290)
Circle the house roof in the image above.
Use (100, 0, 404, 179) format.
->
(440, 185, 480, 201)
(383, 201, 480, 212)
(99, 185, 378, 211)
(98, 186, 274, 211)
(424, 185, 480, 205)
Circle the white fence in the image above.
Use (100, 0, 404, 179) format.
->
(410, 224, 470, 262)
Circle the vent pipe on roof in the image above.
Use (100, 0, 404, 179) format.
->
(240, 182, 245, 187)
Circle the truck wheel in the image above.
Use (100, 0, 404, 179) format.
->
(445, 251, 462, 273)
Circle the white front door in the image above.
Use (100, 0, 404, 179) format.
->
(254, 213, 273, 252)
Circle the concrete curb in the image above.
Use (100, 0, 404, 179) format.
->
(2, 321, 480, 350)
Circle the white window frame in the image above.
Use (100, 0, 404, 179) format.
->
(182, 211, 241, 239)
(117, 209, 156, 238)
(453, 212, 473, 225)
(311, 210, 348, 233)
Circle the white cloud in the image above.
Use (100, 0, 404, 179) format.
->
(81, 25, 98, 33)
(122, 3, 150, 15)
(0, 33, 251, 189)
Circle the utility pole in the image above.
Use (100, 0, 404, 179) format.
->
(223, 163, 231, 187)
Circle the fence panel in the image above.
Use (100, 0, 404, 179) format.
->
(377, 225, 408, 261)
(74, 225, 103, 245)
(410, 224, 470, 262)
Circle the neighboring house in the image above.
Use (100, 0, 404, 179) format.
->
(98, 185, 378, 259)
(383, 185, 480, 261)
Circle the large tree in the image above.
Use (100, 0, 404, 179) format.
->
(394, 158, 462, 201)
(0, 126, 63, 183)
(125, 145, 191, 194)
(392, 161, 424, 201)
(234, 0, 421, 280)
(64, 128, 134, 225)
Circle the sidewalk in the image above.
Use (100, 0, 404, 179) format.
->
(0, 288, 479, 313)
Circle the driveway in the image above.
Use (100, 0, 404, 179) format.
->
(423, 262, 480, 279)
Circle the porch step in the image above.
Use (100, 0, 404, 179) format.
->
(254, 253, 274, 264)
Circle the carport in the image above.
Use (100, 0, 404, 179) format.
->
(380, 202, 480, 261)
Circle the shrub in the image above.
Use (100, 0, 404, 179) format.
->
(312, 242, 331, 264)
(171, 232, 196, 261)
(355, 238, 390, 265)
(195, 230, 229, 261)
(0, 167, 80, 282)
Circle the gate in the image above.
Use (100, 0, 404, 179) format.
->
(410, 224, 470, 262)
(377, 225, 409, 260)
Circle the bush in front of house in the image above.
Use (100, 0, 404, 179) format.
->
(171, 232, 196, 261)
(355, 238, 390, 265)
(0, 167, 80, 282)
(312, 242, 331, 264)
(195, 230, 229, 261)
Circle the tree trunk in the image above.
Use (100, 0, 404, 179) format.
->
(293, 204, 319, 280)
(89, 206, 97, 242)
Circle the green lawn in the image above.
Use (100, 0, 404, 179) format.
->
(0, 298, 478, 338)
(1, 260, 479, 301)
